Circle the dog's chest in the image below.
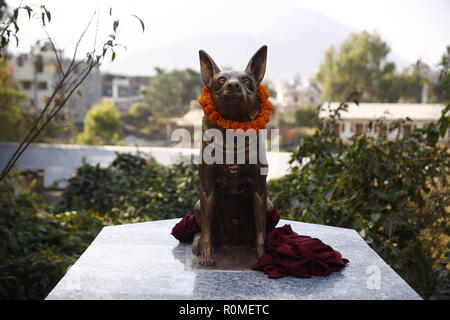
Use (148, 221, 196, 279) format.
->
(202, 117, 266, 194)
(215, 163, 254, 194)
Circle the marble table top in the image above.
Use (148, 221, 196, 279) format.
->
(46, 218, 422, 300)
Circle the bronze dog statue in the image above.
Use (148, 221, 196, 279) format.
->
(192, 45, 274, 266)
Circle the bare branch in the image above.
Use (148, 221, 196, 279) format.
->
(0, 8, 144, 182)
(44, 29, 64, 76)
(66, 12, 96, 76)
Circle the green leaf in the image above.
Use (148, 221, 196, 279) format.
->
(24, 6, 32, 19)
(132, 14, 145, 33)
(113, 20, 119, 33)
(13, 21, 19, 33)
(111, 51, 116, 62)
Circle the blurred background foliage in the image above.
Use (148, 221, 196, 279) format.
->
(76, 101, 123, 145)
(144, 67, 203, 119)
(57, 152, 199, 220)
(0, 154, 199, 299)
(270, 53, 450, 298)
(317, 30, 446, 103)
(1, 97, 448, 298)
(269, 103, 449, 299)
(0, 58, 25, 142)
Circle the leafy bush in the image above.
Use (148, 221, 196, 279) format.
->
(295, 103, 319, 127)
(57, 153, 199, 221)
(128, 102, 153, 119)
(0, 175, 105, 299)
(0, 58, 26, 142)
(0, 152, 200, 300)
(144, 67, 203, 118)
(77, 101, 123, 145)
(269, 98, 449, 299)
(57, 160, 127, 214)
(271, 55, 450, 298)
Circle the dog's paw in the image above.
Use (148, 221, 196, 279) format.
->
(199, 243, 215, 266)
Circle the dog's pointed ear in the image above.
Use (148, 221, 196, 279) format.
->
(199, 50, 220, 89)
(245, 45, 267, 84)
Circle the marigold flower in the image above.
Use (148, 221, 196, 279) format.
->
(198, 84, 273, 132)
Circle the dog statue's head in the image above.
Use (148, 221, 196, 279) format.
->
(199, 45, 267, 122)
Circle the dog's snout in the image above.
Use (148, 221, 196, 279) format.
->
(226, 80, 241, 92)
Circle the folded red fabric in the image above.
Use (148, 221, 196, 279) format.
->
(252, 224, 349, 278)
(268, 207, 281, 232)
(171, 214, 200, 242)
(171, 207, 349, 278)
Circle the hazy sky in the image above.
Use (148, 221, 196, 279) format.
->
(296, 0, 450, 65)
(6, 0, 450, 77)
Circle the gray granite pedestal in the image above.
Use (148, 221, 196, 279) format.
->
(46, 218, 422, 300)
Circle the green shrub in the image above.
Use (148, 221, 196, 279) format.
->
(0, 175, 106, 299)
(295, 103, 319, 127)
(57, 160, 127, 214)
(268, 98, 449, 299)
(57, 153, 199, 221)
(77, 101, 123, 145)
(128, 102, 152, 119)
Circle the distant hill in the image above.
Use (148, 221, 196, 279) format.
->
(107, 4, 409, 80)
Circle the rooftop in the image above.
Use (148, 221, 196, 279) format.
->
(319, 103, 446, 121)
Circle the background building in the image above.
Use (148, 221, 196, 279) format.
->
(101, 73, 152, 112)
(270, 76, 322, 112)
(11, 42, 102, 124)
(319, 102, 449, 143)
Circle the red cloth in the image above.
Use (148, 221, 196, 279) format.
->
(171, 214, 200, 242)
(252, 224, 349, 278)
(171, 207, 348, 278)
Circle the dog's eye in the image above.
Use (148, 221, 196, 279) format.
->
(215, 78, 226, 91)
(243, 78, 254, 90)
(217, 78, 227, 86)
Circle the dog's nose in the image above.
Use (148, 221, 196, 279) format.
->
(226, 80, 241, 92)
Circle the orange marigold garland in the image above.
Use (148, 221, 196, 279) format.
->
(198, 84, 273, 132)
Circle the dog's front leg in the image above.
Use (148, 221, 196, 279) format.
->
(198, 162, 217, 266)
(252, 191, 264, 258)
(198, 185, 215, 265)
(252, 166, 268, 259)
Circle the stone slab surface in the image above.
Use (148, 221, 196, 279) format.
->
(188, 246, 258, 271)
(46, 219, 422, 300)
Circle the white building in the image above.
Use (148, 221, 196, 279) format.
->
(319, 102, 449, 143)
(11, 42, 102, 124)
(12, 43, 57, 112)
(101, 73, 151, 112)
(270, 76, 322, 112)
